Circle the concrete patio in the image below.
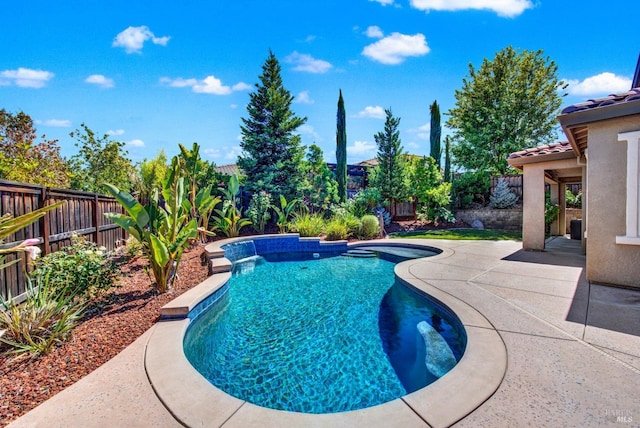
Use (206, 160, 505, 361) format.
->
(7, 236, 640, 427)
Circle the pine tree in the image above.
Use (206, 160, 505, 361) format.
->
(238, 50, 307, 201)
(489, 177, 518, 208)
(371, 108, 409, 207)
(429, 100, 441, 167)
(336, 90, 347, 203)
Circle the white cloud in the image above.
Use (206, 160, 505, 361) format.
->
(203, 148, 221, 159)
(297, 124, 322, 141)
(85, 74, 114, 88)
(362, 32, 430, 65)
(370, 0, 395, 5)
(365, 26, 384, 38)
(295, 91, 315, 104)
(160, 76, 249, 95)
(193, 76, 232, 95)
(113, 26, 170, 53)
(107, 129, 125, 136)
(224, 146, 242, 160)
(354, 106, 386, 119)
(44, 119, 71, 127)
(410, 0, 532, 18)
(232, 82, 252, 91)
(348, 140, 377, 158)
(128, 139, 145, 147)
(565, 72, 633, 97)
(408, 123, 431, 140)
(0, 68, 54, 88)
(285, 51, 333, 73)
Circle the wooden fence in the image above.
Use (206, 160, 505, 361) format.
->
(0, 179, 125, 301)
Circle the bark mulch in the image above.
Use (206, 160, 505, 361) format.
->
(0, 245, 209, 427)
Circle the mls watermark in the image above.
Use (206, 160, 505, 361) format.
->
(605, 409, 633, 424)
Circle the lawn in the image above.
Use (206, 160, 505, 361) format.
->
(390, 228, 522, 241)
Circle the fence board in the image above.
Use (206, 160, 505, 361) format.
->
(0, 179, 125, 301)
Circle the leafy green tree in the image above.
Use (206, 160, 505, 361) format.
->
(429, 100, 441, 167)
(133, 149, 167, 205)
(336, 90, 347, 203)
(447, 46, 566, 174)
(443, 135, 452, 183)
(69, 123, 136, 193)
(370, 108, 409, 207)
(0, 109, 70, 187)
(238, 50, 307, 202)
(304, 144, 339, 212)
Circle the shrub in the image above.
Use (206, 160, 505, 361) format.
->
(290, 213, 325, 237)
(489, 177, 518, 209)
(452, 171, 490, 208)
(324, 219, 349, 241)
(360, 215, 380, 239)
(33, 235, 119, 301)
(566, 189, 582, 208)
(0, 273, 85, 356)
(247, 191, 272, 234)
(417, 206, 456, 225)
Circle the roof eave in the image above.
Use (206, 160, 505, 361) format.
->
(558, 98, 640, 128)
(507, 150, 577, 169)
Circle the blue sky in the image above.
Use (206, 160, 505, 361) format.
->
(1, 0, 637, 166)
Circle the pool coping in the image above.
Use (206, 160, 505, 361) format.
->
(145, 235, 507, 428)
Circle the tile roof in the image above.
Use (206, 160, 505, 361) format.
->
(214, 163, 240, 176)
(561, 88, 640, 114)
(508, 141, 574, 160)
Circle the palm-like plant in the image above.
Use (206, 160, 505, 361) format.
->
(214, 174, 250, 238)
(104, 162, 197, 293)
(273, 195, 299, 233)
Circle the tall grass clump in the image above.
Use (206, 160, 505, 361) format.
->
(0, 273, 85, 356)
(324, 218, 349, 241)
(290, 213, 325, 237)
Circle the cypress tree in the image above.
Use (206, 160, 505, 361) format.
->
(336, 90, 347, 203)
(429, 100, 441, 167)
(238, 50, 307, 201)
(444, 135, 452, 183)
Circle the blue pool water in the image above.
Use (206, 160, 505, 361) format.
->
(183, 250, 466, 414)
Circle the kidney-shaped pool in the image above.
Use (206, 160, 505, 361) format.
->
(183, 245, 467, 414)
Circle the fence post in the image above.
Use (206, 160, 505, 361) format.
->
(93, 194, 100, 247)
(40, 187, 50, 256)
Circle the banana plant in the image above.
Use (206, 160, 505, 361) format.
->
(104, 163, 197, 293)
(272, 195, 299, 233)
(213, 174, 251, 238)
(194, 184, 221, 242)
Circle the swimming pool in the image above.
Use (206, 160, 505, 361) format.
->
(183, 246, 466, 414)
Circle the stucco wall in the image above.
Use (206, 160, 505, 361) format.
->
(456, 208, 522, 231)
(587, 117, 640, 288)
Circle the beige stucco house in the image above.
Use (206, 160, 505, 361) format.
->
(508, 61, 640, 289)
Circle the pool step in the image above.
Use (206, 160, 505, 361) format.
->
(341, 249, 378, 258)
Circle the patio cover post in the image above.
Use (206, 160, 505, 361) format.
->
(522, 163, 546, 250)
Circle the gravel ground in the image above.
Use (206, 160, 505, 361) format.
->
(0, 245, 209, 427)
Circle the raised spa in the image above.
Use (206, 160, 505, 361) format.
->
(183, 241, 467, 414)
